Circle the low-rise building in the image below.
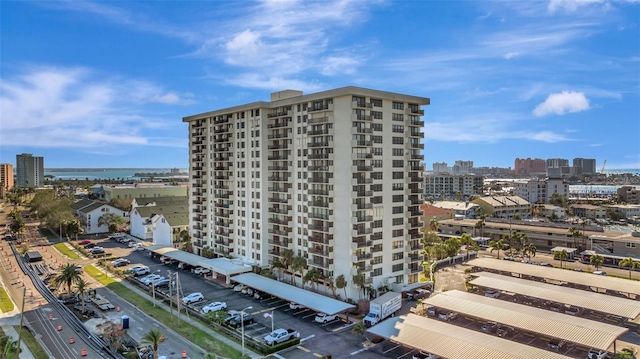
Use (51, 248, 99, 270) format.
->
(129, 196, 188, 243)
(472, 196, 530, 219)
(538, 204, 567, 219)
(602, 204, 640, 219)
(432, 201, 480, 219)
(514, 177, 569, 204)
(424, 173, 484, 200)
(70, 199, 127, 235)
(103, 183, 188, 203)
(617, 186, 640, 204)
(570, 204, 607, 220)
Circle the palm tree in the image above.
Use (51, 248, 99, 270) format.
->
(74, 278, 89, 314)
(52, 263, 82, 294)
(523, 243, 537, 261)
(590, 254, 604, 271)
(459, 233, 476, 255)
(281, 249, 294, 283)
(619, 257, 640, 279)
(141, 328, 165, 359)
(475, 215, 486, 239)
(489, 239, 506, 259)
(553, 250, 568, 269)
(335, 274, 347, 299)
(568, 227, 582, 250)
(0, 334, 20, 359)
(291, 256, 307, 287)
(429, 218, 439, 233)
(352, 270, 365, 300)
(351, 322, 366, 336)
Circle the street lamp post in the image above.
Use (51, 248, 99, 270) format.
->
(241, 306, 253, 357)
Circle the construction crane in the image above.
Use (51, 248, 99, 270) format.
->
(600, 159, 607, 174)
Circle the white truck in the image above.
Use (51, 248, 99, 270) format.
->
(363, 292, 402, 327)
(263, 328, 300, 346)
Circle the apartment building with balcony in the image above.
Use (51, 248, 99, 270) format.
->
(183, 86, 429, 298)
(424, 172, 484, 200)
(0, 163, 13, 199)
(16, 153, 44, 188)
(514, 177, 569, 204)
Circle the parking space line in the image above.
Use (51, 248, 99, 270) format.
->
(312, 353, 323, 358)
(300, 334, 315, 342)
(297, 346, 310, 352)
(252, 307, 276, 315)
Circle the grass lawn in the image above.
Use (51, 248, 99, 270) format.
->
(0, 287, 15, 312)
(53, 243, 80, 259)
(0, 326, 49, 359)
(84, 266, 245, 358)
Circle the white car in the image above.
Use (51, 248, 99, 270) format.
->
(193, 267, 211, 275)
(233, 284, 246, 292)
(111, 258, 130, 267)
(289, 302, 306, 310)
(314, 313, 338, 324)
(182, 292, 204, 305)
(587, 349, 608, 359)
(592, 270, 607, 276)
(413, 351, 439, 359)
(132, 245, 145, 252)
(129, 266, 149, 276)
(202, 302, 227, 313)
(141, 274, 163, 285)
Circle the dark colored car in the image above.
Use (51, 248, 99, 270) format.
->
(224, 311, 254, 328)
(83, 243, 96, 249)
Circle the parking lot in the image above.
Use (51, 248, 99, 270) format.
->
(111, 242, 391, 359)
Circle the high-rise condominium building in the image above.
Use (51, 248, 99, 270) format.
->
(514, 158, 546, 177)
(183, 87, 429, 297)
(0, 163, 14, 198)
(16, 153, 44, 188)
(572, 158, 597, 175)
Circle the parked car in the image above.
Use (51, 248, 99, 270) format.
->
(592, 270, 607, 276)
(407, 289, 431, 301)
(224, 310, 254, 328)
(78, 240, 91, 245)
(438, 311, 457, 322)
(182, 292, 204, 305)
(548, 338, 568, 351)
(587, 349, 608, 359)
(193, 267, 211, 275)
(540, 262, 552, 267)
(426, 306, 436, 317)
(314, 313, 338, 324)
(83, 243, 96, 249)
(129, 266, 150, 276)
(150, 278, 172, 288)
(127, 241, 139, 248)
(119, 237, 132, 244)
(202, 302, 227, 314)
(496, 326, 513, 337)
(412, 351, 439, 359)
(233, 284, 246, 292)
(253, 291, 265, 300)
(263, 328, 300, 346)
(163, 259, 177, 265)
(89, 247, 105, 254)
(289, 302, 306, 310)
(111, 258, 130, 267)
(178, 262, 192, 270)
(481, 321, 499, 333)
(74, 265, 83, 273)
(485, 289, 500, 298)
(132, 245, 145, 252)
(141, 274, 163, 285)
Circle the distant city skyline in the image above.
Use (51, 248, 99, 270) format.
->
(1, 1, 638, 169)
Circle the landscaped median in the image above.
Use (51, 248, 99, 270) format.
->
(0, 287, 15, 312)
(84, 265, 246, 358)
(0, 326, 50, 359)
(53, 242, 80, 259)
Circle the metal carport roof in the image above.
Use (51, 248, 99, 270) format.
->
(424, 290, 627, 351)
(145, 245, 205, 267)
(470, 271, 640, 319)
(231, 273, 355, 315)
(468, 257, 640, 297)
(198, 258, 252, 276)
(367, 314, 572, 359)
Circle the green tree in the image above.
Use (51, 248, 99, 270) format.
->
(51, 263, 82, 294)
(459, 233, 478, 254)
(303, 268, 321, 291)
(207, 310, 227, 325)
(523, 243, 537, 261)
(429, 218, 439, 233)
(74, 277, 89, 314)
(619, 257, 640, 279)
(549, 193, 568, 207)
(270, 258, 286, 281)
(443, 237, 461, 257)
(352, 270, 365, 300)
(351, 322, 366, 336)
(568, 227, 582, 250)
(66, 219, 83, 241)
(335, 274, 348, 299)
(489, 239, 506, 259)
(590, 254, 604, 270)
(141, 329, 165, 359)
(98, 212, 127, 233)
(0, 333, 20, 359)
(475, 215, 486, 239)
(326, 276, 336, 297)
(553, 250, 568, 269)
(291, 256, 307, 287)
(281, 249, 294, 283)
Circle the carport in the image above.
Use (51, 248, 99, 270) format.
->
(197, 258, 252, 284)
(470, 271, 640, 320)
(468, 257, 640, 299)
(424, 290, 627, 351)
(550, 246, 578, 260)
(230, 273, 355, 315)
(145, 245, 206, 267)
(367, 314, 572, 359)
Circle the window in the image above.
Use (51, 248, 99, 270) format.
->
(371, 135, 383, 144)
(393, 160, 404, 168)
(392, 206, 404, 214)
(372, 160, 382, 168)
(392, 125, 404, 133)
(392, 172, 404, 179)
(392, 195, 404, 202)
(392, 229, 404, 237)
(627, 242, 637, 248)
(371, 98, 382, 107)
(371, 184, 382, 191)
(392, 137, 404, 145)
(372, 123, 382, 131)
(372, 172, 383, 180)
(392, 218, 404, 225)
(372, 268, 382, 277)
(392, 263, 404, 272)
(392, 148, 404, 156)
(372, 220, 383, 228)
(392, 183, 404, 191)
(371, 111, 383, 120)
(392, 101, 404, 110)
(392, 240, 404, 249)
(392, 113, 404, 121)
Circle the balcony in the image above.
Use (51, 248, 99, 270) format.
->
(310, 259, 334, 270)
(352, 227, 372, 236)
(308, 234, 333, 245)
(409, 142, 425, 150)
(309, 212, 330, 220)
(409, 131, 424, 138)
(408, 118, 425, 127)
(352, 241, 372, 250)
(309, 200, 330, 208)
(268, 155, 290, 161)
(352, 215, 373, 223)
(268, 207, 291, 215)
(308, 189, 330, 196)
(352, 252, 372, 261)
(308, 177, 330, 184)
(351, 152, 372, 160)
(268, 187, 291, 193)
(267, 122, 289, 129)
(352, 140, 372, 147)
(308, 116, 330, 124)
(309, 224, 332, 232)
(308, 166, 330, 172)
(268, 217, 292, 225)
(214, 247, 230, 256)
(307, 128, 331, 136)
(267, 133, 290, 139)
(268, 176, 290, 182)
(351, 127, 373, 134)
(307, 142, 331, 148)
(267, 110, 290, 118)
(214, 211, 230, 218)
(352, 202, 372, 210)
(309, 104, 332, 112)
(352, 265, 373, 274)
(354, 165, 373, 172)
(411, 154, 424, 160)
(352, 101, 373, 109)
(268, 144, 289, 150)
(268, 239, 290, 247)
(308, 153, 331, 160)
(268, 196, 289, 203)
(308, 247, 331, 257)
(353, 190, 373, 197)
(268, 229, 291, 236)
(352, 177, 373, 185)
(268, 165, 289, 171)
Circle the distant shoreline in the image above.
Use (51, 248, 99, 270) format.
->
(45, 167, 187, 172)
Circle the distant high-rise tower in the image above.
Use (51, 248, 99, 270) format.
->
(0, 164, 14, 198)
(452, 160, 473, 174)
(514, 158, 546, 177)
(546, 158, 569, 178)
(572, 158, 597, 175)
(432, 162, 449, 173)
(183, 86, 429, 298)
(16, 153, 44, 188)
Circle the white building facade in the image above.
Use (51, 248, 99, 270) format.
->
(184, 87, 429, 298)
(514, 177, 569, 204)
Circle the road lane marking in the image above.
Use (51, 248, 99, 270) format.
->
(297, 346, 310, 352)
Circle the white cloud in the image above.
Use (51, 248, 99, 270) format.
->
(504, 51, 521, 59)
(0, 66, 188, 148)
(548, 0, 604, 13)
(318, 56, 361, 76)
(532, 91, 591, 117)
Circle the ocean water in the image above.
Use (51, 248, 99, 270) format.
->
(44, 168, 188, 181)
(604, 168, 640, 175)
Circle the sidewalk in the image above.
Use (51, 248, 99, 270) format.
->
(1, 324, 36, 359)
(98, 266, 263, 359)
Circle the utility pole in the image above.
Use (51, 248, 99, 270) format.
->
(168, 270, 173, 318)
(175, 273, 181, 324)
(16, 287, 26, 356)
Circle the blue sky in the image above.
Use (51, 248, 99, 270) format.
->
(1, 0, 639, 170)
